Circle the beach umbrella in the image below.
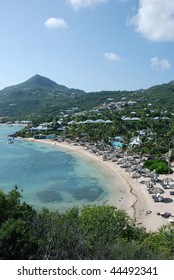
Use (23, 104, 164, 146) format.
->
(131, 165, 142, 173)
(167, 184, 174, 189)
(132, 172, 141, 179)
(125, 167, 134, 173)
(111, 158, 118, 162)
(162, 177, 174, 184)
(131, 166, 140, 171)
(140, 168, 150, 174)
(148, 187, 164, 194)
(140, 180, 151, 186)
(126, 156, 134, 161)
(130, 160, 138, 165)
(139, 180, 146, 184)
(117, 158, 126, 165)
(122, 162, 132, 168)
(149, 172, 159, 179)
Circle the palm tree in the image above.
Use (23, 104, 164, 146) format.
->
(168, 138, 174, 165)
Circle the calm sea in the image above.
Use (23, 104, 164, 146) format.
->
(0, 126, 109, 211)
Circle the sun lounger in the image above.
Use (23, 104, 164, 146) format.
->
(152, 193, 164, 202)
(157, 212, 172, 218)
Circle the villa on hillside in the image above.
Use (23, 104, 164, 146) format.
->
(121, 117, 140, 121)
(67, 119, 113, 125)
(20, 120, 32, 124)
(31, 123, 53, 132)
(129, 135, 141, 146)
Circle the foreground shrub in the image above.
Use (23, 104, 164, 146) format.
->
(144, 159, 173, 174)
(1, 188, 174, 259)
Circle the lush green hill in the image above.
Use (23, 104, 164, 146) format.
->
(0, 74, 86, 118)
(1, 74, 68, 92)
(0, 75, 174, 119)
(132, 81, 174, 109)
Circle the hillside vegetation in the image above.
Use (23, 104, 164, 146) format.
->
(0, 188, 174, 260)
(1, 77, 174, 259)
(0, 74, 85, 118)
(1, 74, 174, 119)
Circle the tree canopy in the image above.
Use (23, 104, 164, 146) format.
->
(0, 188, 174, 260)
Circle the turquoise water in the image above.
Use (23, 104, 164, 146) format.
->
(0, 126, 109, 211)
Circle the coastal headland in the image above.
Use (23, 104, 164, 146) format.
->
(27, 138, 174, 232)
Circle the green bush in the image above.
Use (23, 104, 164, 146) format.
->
(1, 189, 174, 259)
(144, 159, 173, 174)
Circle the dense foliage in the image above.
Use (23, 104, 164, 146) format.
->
(0, 189, 174, 260)
(0, 74, 86, 118)
(2, 74, 174, 164)
(1, 74, 174, 120)
(1, 77, 174, 259)
(144, 159, 173, 174)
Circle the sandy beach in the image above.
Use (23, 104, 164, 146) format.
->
(28, 138, 174, 232)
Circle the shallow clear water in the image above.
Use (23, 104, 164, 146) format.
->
(0, 126, 109, 211)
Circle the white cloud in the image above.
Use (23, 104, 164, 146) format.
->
(66, 0, 108, 10)
(104, 52, 122, 61)
(130, 0, 174, 42)
(151, 57, 171, 70)
(44, 17, 68, 29)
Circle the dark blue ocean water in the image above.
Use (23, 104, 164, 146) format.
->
(0, 126, 109, 211)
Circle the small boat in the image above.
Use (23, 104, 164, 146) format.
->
(7, 138, 14, 144)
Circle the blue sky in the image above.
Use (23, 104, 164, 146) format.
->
(0, 0, 173, 92)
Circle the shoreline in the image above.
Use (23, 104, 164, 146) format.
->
(28, 138, 174, 232)
(0, 123, 28, 127)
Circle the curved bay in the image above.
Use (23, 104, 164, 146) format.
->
(0, 126, 109, 211)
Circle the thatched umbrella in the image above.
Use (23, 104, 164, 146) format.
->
(117, 158, 126, 165)
(121, 162, 132, 168)
(149, 171, 159, 177)
(130, 160, 140, 166)
(148, 172, 159, 182)
(148, 187, 165, 194)
(167, 184, 174, 189)
(126, 156, 135, 162)
(125, 167, 135, 173)
(162, 177, 174, 184)
(140, 179, 151, 186)
(140, 168, 150, 174)
(132, 172, 141, 179)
